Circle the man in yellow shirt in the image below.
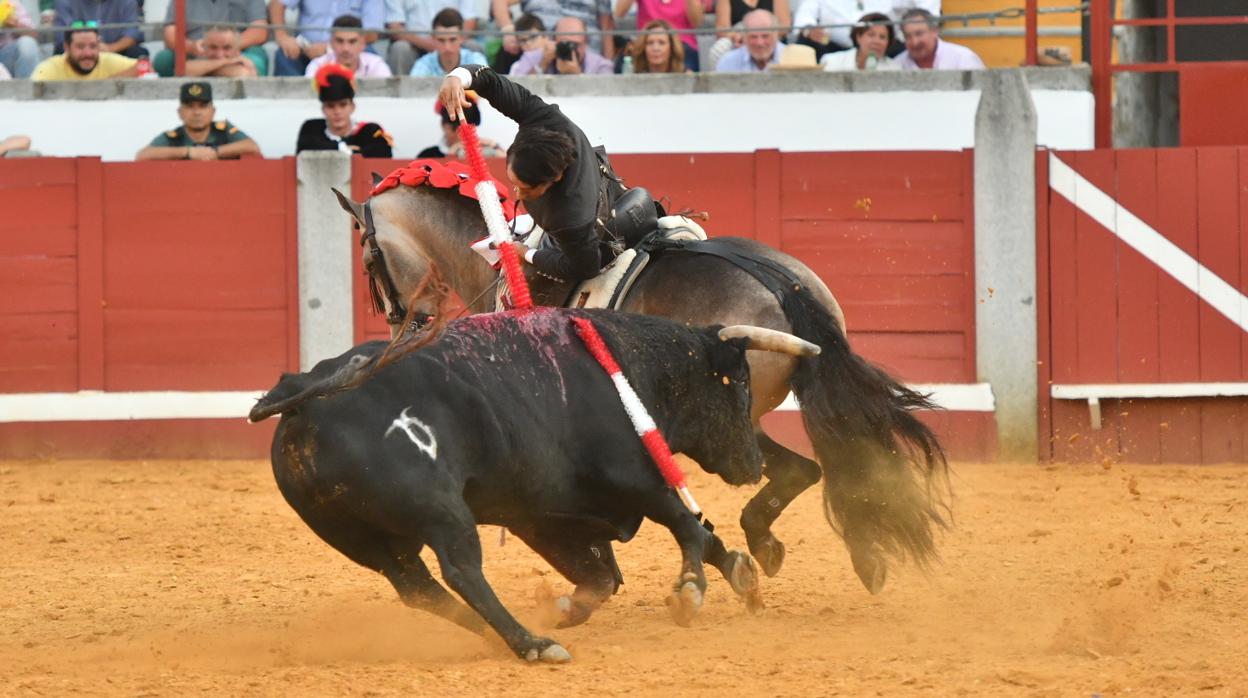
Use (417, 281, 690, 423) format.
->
(32, 21, 139, 81)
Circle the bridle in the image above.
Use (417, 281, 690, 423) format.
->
(357, 199, 424, 328)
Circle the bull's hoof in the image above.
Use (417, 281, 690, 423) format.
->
(523, 639, 572, 664)
(665, 578, 703, 627)
(746, 533, 786, 578)
(726, 552, 765, 614)
(850, 549, 887, 595)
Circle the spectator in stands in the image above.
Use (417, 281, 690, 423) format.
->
(385, 0, 477, 76)
(32, 21, 140, 80)
(509, 16, 612, 75)
(155, 0, 269, 77)
(714, 9, 781, 72)
(136, 81, 262, 160)
(306, 15, 391, 77)
(0, 62, 9, 79)
(491, 12, 544, 76)
(53, 0, 146, 58)
(0, 0, 40, 78)
(819, 12, 898, 71)
(715, 0, 788, 42)
(175, 25, 259, 77)
(626, 19, 685, 73)
(1, 134, 33, 156)
(493, 0, 613, 55)
(896, 8, 982, 70)
(297, 63, 394, 156)
(271, 0, 383, 76)
(409, 8, 485, 76)
(613, 0, 701, 71)
(418, 98, 504, 159)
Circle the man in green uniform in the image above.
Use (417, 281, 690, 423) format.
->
(136, 82, 262, 161)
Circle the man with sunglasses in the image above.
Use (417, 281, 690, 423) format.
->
(52, 0, 147, 59)
(32, 20, 140, 80)
(136, 81, 262, 161)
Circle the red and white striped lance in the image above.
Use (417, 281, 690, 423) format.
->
(570, 316, 701, 515)
(457, 121, 533, 309)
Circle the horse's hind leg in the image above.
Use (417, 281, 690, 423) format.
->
(515, 526, 621, 629)
(740, 431, 823, 577)
(425, 508, 571, 663)
(382, 540, 486, 635)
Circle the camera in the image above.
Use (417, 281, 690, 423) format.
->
(555, 40, 577, 62)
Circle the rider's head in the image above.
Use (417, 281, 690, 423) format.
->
(505, 128, 576, 200)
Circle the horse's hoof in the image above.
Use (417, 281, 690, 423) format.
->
(524, 640, 572, 663)
(851, 549, 887, 595)
(540, 644, 572, 663)
(727, 552, 765, 614)
(666, 580, 703, 627)
(747, 535, 786, 578)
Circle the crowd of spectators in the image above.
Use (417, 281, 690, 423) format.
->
(1, 0, 1000, 160)
(0, 0, 991, 81)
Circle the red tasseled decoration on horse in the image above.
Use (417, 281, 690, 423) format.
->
(370, 160, 518, 222)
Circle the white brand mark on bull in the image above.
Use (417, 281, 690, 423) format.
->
(385, 407, 437, 460)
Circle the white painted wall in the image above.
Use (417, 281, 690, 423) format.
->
(2, 89, 1092, 161)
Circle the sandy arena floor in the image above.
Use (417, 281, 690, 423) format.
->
(1, 458, 1245, 697)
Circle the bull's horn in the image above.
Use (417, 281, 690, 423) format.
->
(718, 326, 821, 356)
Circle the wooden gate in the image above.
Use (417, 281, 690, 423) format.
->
(1041, 148, 1248, 463)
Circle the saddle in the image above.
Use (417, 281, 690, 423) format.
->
(496, 212, 709, 312)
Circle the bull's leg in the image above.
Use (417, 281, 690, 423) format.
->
(381, 543, 486, 635)
(641, 491, 721, 627)
(426, 512, 571, 663)
(516, 527, 621, 629)
(740, 431, 823, 577)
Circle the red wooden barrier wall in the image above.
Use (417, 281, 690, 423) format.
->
(0, 157, 299, 457)
(1044, 148, 1248, 463)
(2, 153, 982, 459)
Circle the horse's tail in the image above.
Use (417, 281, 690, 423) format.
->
(781, 284, 950, 593)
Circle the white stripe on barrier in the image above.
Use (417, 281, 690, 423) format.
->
(775, 382, 995, 412)
(0, 391, 265, 423)
(1048, 152, 1248, 334)
(1, 383, 995, 423)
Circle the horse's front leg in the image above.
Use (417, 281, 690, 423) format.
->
(740, 431, 823, 577)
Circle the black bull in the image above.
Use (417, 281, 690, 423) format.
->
(249, 308, 819, 662)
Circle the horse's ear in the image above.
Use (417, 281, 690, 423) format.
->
(331, 187, 365, 226)
(371, 172, 384, 187)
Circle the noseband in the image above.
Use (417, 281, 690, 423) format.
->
(357, 200, 432, 330)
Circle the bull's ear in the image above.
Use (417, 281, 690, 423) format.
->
(332, 187, 365, 227)
(371, 172, 384, 187)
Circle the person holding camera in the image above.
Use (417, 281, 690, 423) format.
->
(508, 16, 613, 75)
(439, 63, 653, 282)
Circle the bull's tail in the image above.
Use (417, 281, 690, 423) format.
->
(782, 285, 950, 593)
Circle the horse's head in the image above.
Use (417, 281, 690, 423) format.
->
(334, 186, 485, 337)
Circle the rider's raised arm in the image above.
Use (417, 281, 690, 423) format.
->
(448, 65, 568, 131)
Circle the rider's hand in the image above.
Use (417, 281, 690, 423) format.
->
(438, 75, 472, 123)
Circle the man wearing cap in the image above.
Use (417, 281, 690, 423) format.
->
(296, 63, 393, 157)
(136, 82, 262, 161)
(32, 22, 140, 80)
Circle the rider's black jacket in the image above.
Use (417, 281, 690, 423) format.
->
(458, 65, 620, 282)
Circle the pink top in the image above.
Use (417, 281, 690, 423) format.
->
(635, 0, 698, 51)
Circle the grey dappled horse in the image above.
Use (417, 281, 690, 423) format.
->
(334, 182, 950, 594)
